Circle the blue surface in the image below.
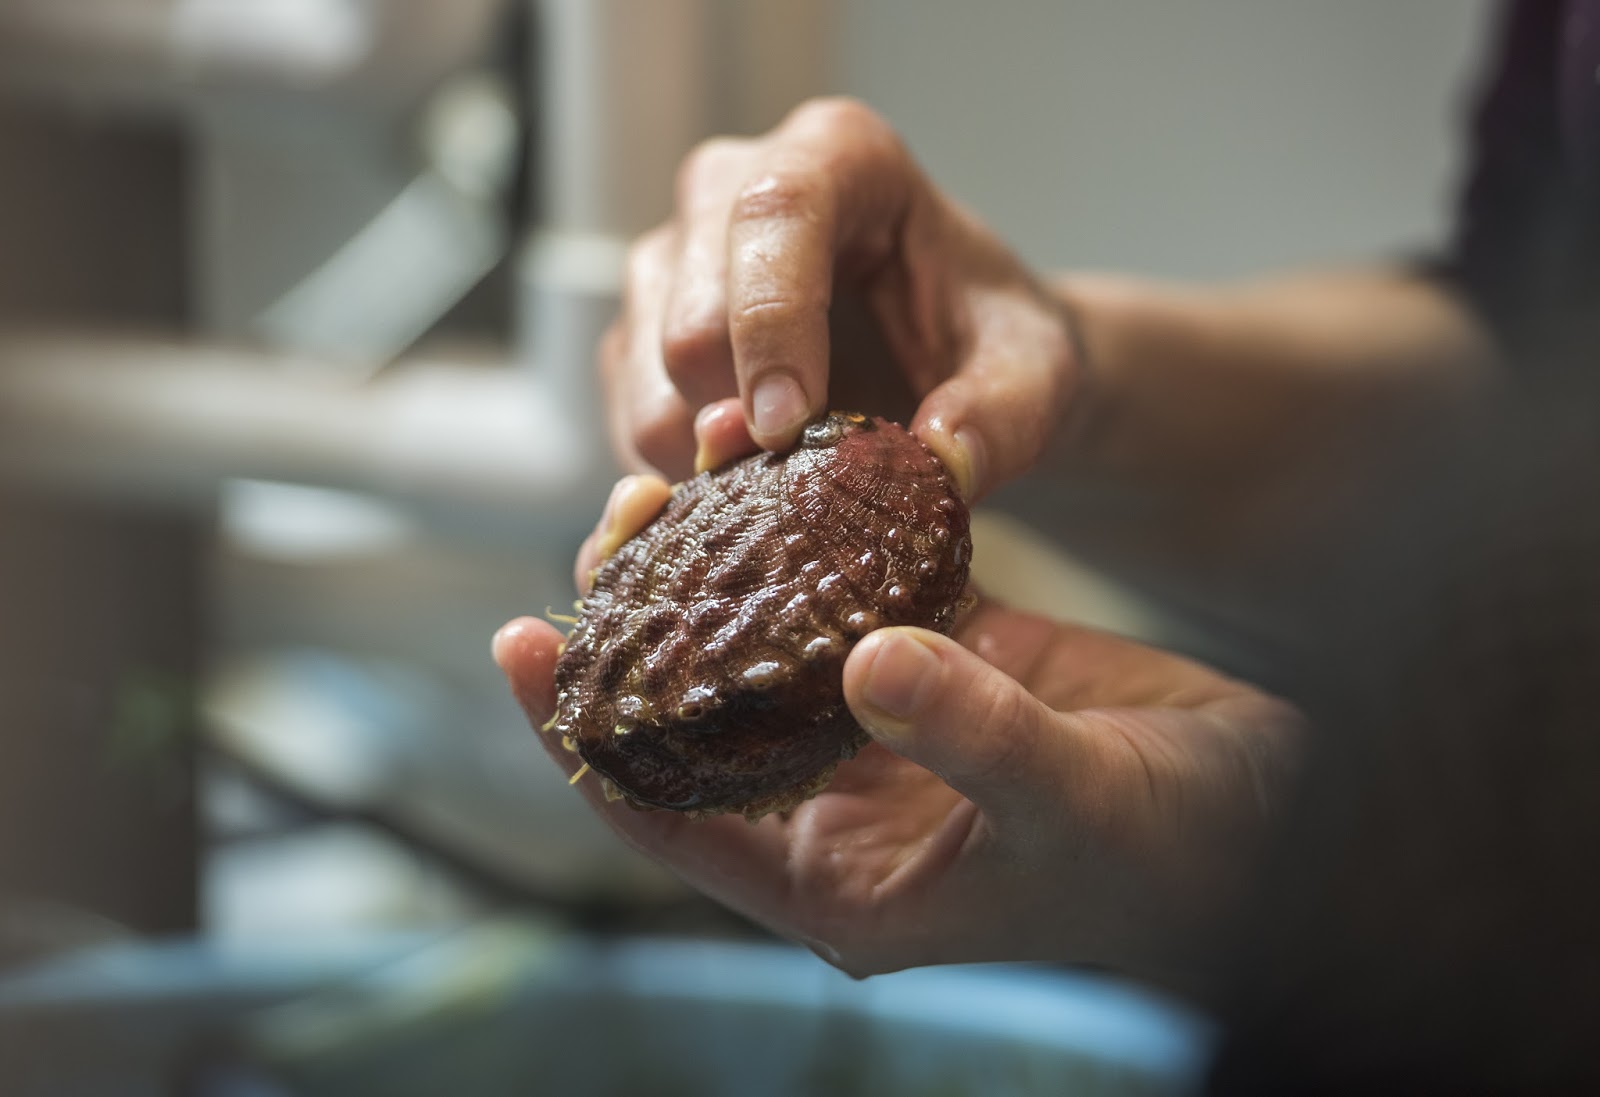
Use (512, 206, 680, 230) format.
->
(0, 928, 1213, 1097)
(569, 938, 1210, 1077)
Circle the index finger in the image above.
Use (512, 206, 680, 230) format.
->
(726, 99, 917, 449)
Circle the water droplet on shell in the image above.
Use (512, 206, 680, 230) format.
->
(742, 660, 784, 689)
(803, 636, 834, 659)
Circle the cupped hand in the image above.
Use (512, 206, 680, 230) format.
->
(496, 478, 1302, 983)
(605, 97, 1081, 502)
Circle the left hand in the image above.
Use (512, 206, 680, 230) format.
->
(598, 98, 1083, 501)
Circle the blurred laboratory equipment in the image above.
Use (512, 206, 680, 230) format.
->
(0, 0, 840, 949)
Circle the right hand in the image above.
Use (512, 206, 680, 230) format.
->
(498, 471, 1303, 983)
(603, 97, 1084, 502)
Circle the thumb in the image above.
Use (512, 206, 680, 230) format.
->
(843, 627, 1096, 821)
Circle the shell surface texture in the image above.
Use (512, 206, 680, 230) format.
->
(552, 412, 973, 820)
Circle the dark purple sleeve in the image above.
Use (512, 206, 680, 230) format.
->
(1430, 0, 1568, 350)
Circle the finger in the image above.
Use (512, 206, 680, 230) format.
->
(609, 226, 698, 478)
(912, 287, 1080, 502)
(661, 138, 753, 409)
(692, 397, 759, 474)
(618, 373, 697, 480)
(492, 616, 565, 728)
(573, 474, 675, 594)
(842, 626, 1104, 827)
(726, 98, 916, 449)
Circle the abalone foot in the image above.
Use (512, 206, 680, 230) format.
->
(614, 726, 870, 823)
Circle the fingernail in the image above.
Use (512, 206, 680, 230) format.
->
(693, 439, 716, 475)
(859, 630, 942, 730)
(693, 405, 720, 475)
(751, 372, 808, 441)
(491, 619, 526, 672)
(950, 427, 987, 502)
(598, 475, 675, 561)
(598, 476, 636, 534)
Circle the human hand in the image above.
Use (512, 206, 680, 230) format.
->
(604, 97, 1081, 502)
(495, 478, 1302, 983)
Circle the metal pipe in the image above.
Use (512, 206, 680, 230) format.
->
(519, 0, 712, 465)
(0, 330, 592, 517)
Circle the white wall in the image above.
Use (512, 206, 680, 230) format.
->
(834, 0, 1494, 279)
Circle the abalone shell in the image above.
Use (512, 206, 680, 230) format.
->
(552, 412, 972, 819)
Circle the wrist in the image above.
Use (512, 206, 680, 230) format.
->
(1044, 273, 1221, 484)
(1045, 273, 1164, 479)
(1047, 278, 1107, 466)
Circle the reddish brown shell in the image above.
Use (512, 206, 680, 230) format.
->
(552, 412, 972, 819)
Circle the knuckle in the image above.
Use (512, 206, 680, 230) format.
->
(730, 170, 825, 225)
(731, 290, 826, 334)
(676, 136, 747, 204)
(788, 97, 904, 166)
(624, 225, 671, 283)
(660, 311, 727, 381)
(789, 95, 882, 139)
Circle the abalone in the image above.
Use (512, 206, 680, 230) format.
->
(551, 412, 972, 819)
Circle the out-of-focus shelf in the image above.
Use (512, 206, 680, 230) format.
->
(200, 645, 686, 909)
(0, 330, 610, 531)
(0, 0, 510, 117)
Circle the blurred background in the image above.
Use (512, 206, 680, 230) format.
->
(0, 1, 1491, 1093)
